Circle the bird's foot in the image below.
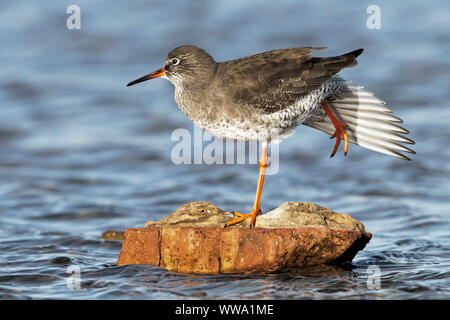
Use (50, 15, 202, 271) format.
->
(225, 208, 261, 228)
(321, 100, 349, 157)
(329, 121, 349, 158)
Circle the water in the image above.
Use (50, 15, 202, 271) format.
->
(0, 0, 449, 299)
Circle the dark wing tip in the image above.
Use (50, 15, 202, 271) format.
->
(350, 48, 364, 58)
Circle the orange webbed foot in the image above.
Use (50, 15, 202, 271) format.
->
(322, 101, 349, 157)
(329, 121, 348, 158)
(225, 208, 261, 228)
(225, 146, 268, 228)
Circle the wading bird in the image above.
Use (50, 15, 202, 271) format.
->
(127, 45, 414, 227)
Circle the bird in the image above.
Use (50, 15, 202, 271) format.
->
(127, 45, 415, 227)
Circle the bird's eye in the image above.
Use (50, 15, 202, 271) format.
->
(170, 58, 180, 66)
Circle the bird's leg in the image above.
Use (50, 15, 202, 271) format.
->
(321, 100, 349, 157)
(225, 146, 268, 228)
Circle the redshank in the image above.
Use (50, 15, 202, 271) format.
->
(127, 45, 415, 227)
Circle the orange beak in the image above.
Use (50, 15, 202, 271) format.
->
(127, 67, 165, 87)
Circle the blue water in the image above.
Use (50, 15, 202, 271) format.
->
(0, 0, 449, 299)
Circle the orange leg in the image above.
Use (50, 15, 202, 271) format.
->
(225, 146, 268, 228)
(321, 100, 349, 157)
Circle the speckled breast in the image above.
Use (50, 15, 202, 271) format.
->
(176, 78, 344, 143)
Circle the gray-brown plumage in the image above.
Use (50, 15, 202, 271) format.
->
(216, 47, 362, 113)
(127, 45, 415, 160)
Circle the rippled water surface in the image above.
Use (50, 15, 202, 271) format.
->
(1, 1, 449, 299)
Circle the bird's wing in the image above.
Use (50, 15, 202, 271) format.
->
(215, 47, 363, 113)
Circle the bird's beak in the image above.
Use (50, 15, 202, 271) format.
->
(126, 67, 166, 87)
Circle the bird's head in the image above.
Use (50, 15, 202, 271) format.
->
(127, 45, 217, 88)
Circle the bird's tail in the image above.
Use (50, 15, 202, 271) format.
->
(304, 81, 415, 160)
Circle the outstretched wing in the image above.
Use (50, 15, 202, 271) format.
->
(304, 82, 416, 160)
(216, 47, 363, 113)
